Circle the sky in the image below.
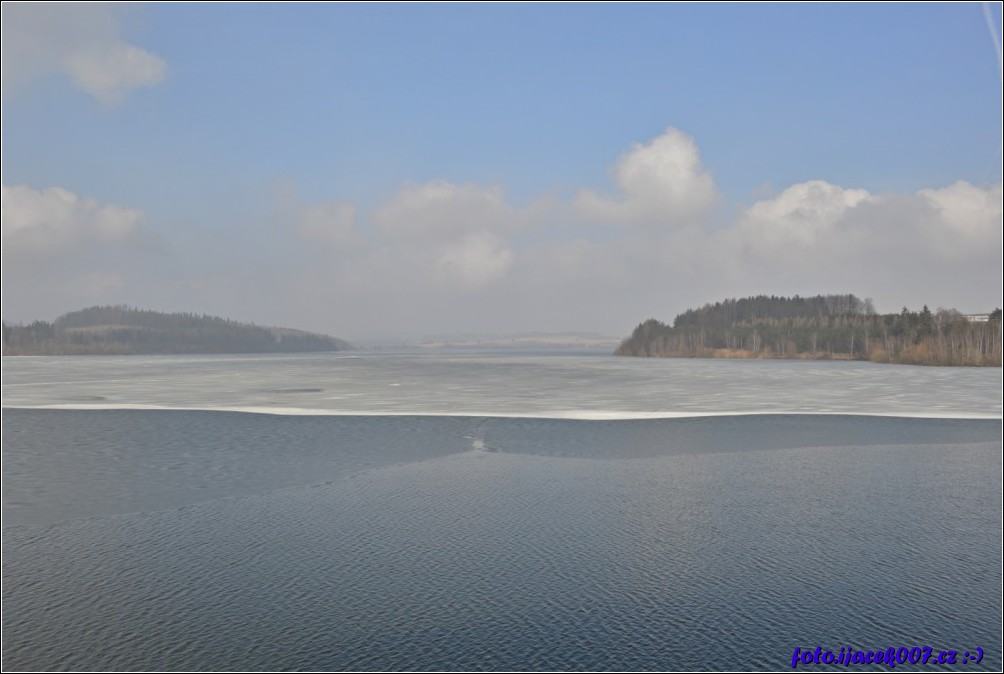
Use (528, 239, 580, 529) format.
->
(2, 2, 1002, 341)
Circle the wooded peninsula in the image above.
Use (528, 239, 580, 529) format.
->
(2, 306, 352, 355)
(617, 294, 1001, 367)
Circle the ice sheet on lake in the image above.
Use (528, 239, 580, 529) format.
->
(2, 352, 1001, 419)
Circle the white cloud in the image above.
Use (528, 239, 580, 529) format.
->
(1, 185, 156, 323)
(4, 127, 1000, 336)
(1, 4, 166, 104)
(728, 179, 1001, 263)
(64, 41, 167, 105)
(361, 180, 523, 289)
(372, 181, 520, 242)
(918, 180, 1003, 241)
(261, 135, 1002, 335)
(431, 231, 514, 289)
(1, 184, 144, 252)
(717, 178, 1002, 311)
(732, 180, 872, 248)
(575, 127, 717, 225)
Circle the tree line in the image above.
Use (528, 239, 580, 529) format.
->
(616, 294, 1001, 367)
(2, 305, 353, 355)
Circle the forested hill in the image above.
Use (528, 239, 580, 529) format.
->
(2, 306, 353, 355)
(617, 294, 1001, 367)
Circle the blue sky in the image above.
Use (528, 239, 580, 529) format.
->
(3, 3, 1002, 339)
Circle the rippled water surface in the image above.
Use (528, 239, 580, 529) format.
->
(2, 354, 1002, 671)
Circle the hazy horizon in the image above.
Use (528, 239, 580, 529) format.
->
(3, 4, 1002, 342)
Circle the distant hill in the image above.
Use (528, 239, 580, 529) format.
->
(2, 306, 353, 355)
(617, 294, 1001, 367)
(411, 332, 622, 351)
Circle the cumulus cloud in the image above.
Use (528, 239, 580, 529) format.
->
(1, 3, 166, 104)
(743, 180, 871, 233)
(918, 180, 1003, 242)
(1, 184, 157, 323)
(63, 41, 166, 104)
(5, 127, 999, 337)
(431, 231, 514, 288)
(268, 132, 1000, 337)
(728, 178, 1001, 262)
(575, 127, 717, 225)
(717, 178, 1002, 310)
(363, 180, 523, 289)
(730, 180, 873, 249)
(2, 183, 145, 252)
(372, 181, 522, 241)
